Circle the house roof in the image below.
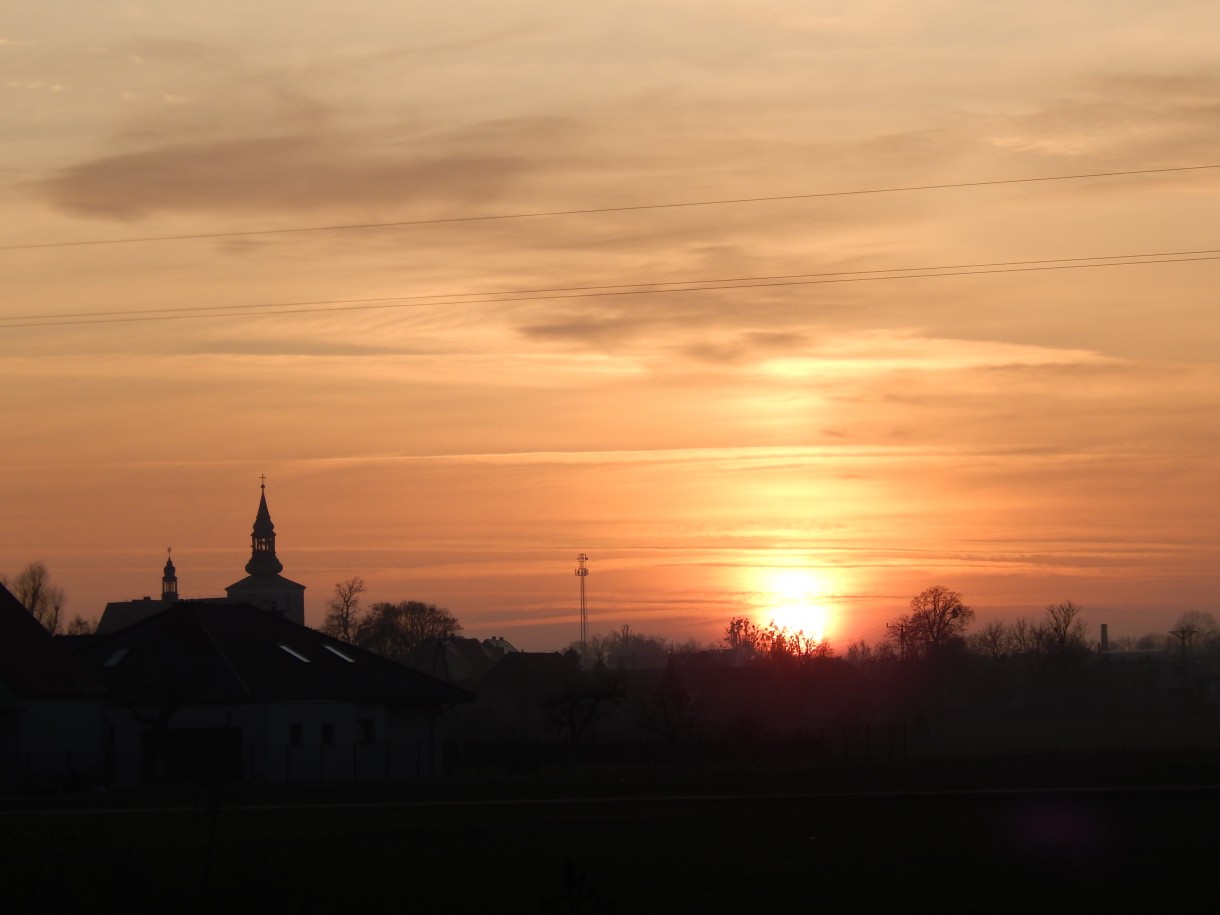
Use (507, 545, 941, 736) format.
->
(74, 601, 472, 708)
(0, 584, 108, 700)
(97, 597, 171, 635)
(403, 637, 501, 684)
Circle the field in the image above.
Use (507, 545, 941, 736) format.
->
(3, 753, 1218, 913)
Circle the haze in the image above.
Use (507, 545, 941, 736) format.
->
(3, 2, 1219, 649)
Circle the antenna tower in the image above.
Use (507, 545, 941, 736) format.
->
(575, 553, 589, 645)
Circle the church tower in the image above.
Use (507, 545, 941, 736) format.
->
(246, 480, 284, 576)
(162, 549, 178, 603)
(225, 478, 306, 625)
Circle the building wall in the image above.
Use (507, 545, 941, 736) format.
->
(106, 701, 440, 786)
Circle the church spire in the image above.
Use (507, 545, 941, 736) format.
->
(245, 476, 284, 576)
(162, 547, 178, 602)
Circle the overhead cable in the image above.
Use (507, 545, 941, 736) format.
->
(3, 164, 1217, 252)
(3, 247, 1217, 329)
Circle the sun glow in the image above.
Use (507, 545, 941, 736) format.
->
(757, 569, 833, 643)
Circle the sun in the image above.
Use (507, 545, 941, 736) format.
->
(758, 569, 832, 642)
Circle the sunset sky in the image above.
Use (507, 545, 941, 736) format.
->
(3, 2, 1219, 650)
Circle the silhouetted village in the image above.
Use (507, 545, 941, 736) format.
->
(5, 486, 1220, 911)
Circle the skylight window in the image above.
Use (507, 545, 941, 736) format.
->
(323, 644, 355, 663)
(277, 644, 310, 663)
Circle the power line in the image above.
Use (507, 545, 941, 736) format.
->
(3, 246, 1217, 329)
(3, 164, 1217, 253)
(15, 246, 1218, 322)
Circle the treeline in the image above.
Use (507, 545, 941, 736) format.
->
(499, 585, 1220, 762)
(319, 576, 461, 664)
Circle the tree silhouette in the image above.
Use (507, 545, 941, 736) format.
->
(724, 616, 834, 662)
(1168, 610, 1220, 660)
(579, 625, 674, 670)
(887, 586, 974, 660)
(968, 619, 1011, 662)
(64, 614, 97, 635)
(354, 600, 461, 663)
(1041, 601, 1088, 656)
(3, 560, 65, 634)
(321, 576, 365, 643)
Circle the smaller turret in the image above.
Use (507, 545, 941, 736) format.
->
(162, 548, 178, 603)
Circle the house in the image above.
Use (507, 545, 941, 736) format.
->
(402, 636, 517, 688)
(0, 584, 108, 793)
(75, 601, 472, 786)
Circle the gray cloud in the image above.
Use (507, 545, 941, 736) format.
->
(681, 330, 810, 364)
(38, 132, 531, 220)
(517, 316, 645, 350)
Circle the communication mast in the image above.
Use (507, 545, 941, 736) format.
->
(575, 553, 589, 645)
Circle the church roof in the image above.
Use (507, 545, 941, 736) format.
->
(244, 481, 285, 576)
(75, 601, 471, 708)
(253, 488, 274, 536)
(225, 573, 306, 593)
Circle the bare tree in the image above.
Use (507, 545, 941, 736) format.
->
(1010, 617, 1040, 655)
(64, 615, 97, 635)
(1042, 601, 1088, 655)
(322, 576, 366, 643)
(723, 616, 834, 663)
(887, 586, 975, 660)
(3, 561, 65, 634)
(724, 616, 764, 653)
(580, 625, 673, 670)
(1173, 610, 1218, 638)
(1168, 611, 1220, 659)
(845, 639, 897, 665)
(968, 620, 1012, 662)
(354, 600, 461, 663)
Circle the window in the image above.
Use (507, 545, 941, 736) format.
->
(358, 718, 375, 745)
(277, 643, 310, 663)
(289, 724, 303, 747)
(321, 723, 334, 746)
(323, 644, 355, 663)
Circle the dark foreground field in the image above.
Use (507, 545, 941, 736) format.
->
(4, 754, 1218, 913)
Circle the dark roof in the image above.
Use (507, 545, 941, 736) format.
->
(403, 637, 500, 684)
(97, 597, 170, 635)
(75, 601, 472, 708)
(225, 573, 306, 593)
(0, 584, 108, 700)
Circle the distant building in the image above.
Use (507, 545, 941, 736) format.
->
(97, 481, 307, 633)
(403, 636, 518, 688)
(224, 481, 306, 625)
(96, 550, 180, 635)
